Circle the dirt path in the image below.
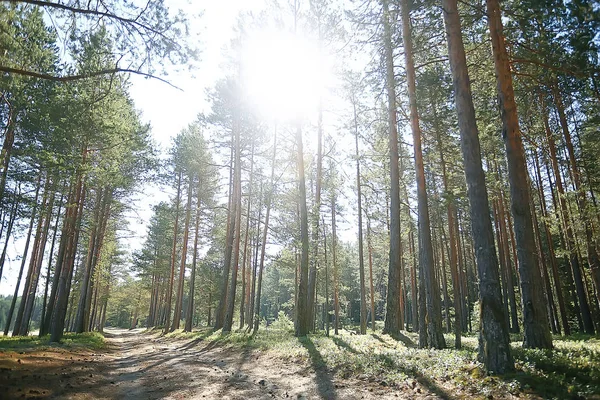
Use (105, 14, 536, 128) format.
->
(0, 329, 435, 399)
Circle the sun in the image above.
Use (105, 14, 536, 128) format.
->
(242, 29, 331, 121)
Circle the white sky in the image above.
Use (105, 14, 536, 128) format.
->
(0, 0, 262, 296)
(0, 0, 361, 297)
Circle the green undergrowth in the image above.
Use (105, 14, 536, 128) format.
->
(169, 325, 600, 399)
(0, 331, 105, 350)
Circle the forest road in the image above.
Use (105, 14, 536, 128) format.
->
(1, 328, 436, 399)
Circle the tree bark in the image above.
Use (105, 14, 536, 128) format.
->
(295, 124, 310, 337)
(486, 0, 553, 349)
(254, 128, 277, 334)
(4, 176, 41, 336)
(172, 175, 194, 331)
(185, 179, 202, 332)
(401, 0, 445, 349)
(381, 0, 403, 337)
(443, 0, 513, 371)
(163, 171, 182, 333)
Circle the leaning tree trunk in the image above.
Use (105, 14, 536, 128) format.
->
(443, 0, 513, 372)
(486, 0, 553, 349)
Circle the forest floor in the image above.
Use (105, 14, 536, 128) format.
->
(0, 326, 598, 399)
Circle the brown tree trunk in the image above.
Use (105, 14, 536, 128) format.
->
(486, 0, 552, 349)
(553, 84, 600, 325)
(223, 116, 243, 333)
(173, 175, 194, 331)
(401, 0, 445, 349)
(185, 179, 202, 332)
(495, 183, 520, 333)
(20, 180, 56, 335)
(332, 190, 340, 335)
(0, 185, 19, 282)
(443, 0, 513, 370)
(216, 125, 238, 331)
(0, 109, 14, 204)
(163, 171, 182, 333)
(13, 175, 50, 336)
(295, 124, 310, 337)
(543, 97, 594, 334)
(4, 176, 41, 336)
(367, 218, 376, 332)
(352, 99, 368, 335)
(50, 146, 87, 342)
(381, 0, 403, 337)
(254, 129, 277, 334)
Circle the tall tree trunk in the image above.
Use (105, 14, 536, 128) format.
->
(74, 188, 103, 333)
(240, 143, 255, 329)
(443, 0, 513, 371)
(216, 128, 238, 331)
(533, 147, 569, 334)
(367, 218, 376, 332)
(41, 179, 75, 336)
(223, 114, 244, 333)
(20, 179, 56, 335)
(0, 109, 14, 204)
(496, 183, 520, 333)
(401, 0, 445, 349)
(0, 184, 19, 282)
(542, 97, 594, 334)
(40, 191, 63, 336)
(331, 190, 339, 335)
(254, 129, 277, 334)
(381, 0, 403, 337)
(307, 102, 323, 333)
(13, 174, 49, 336)
(553, 83, 600, 324)
(295, 124, 310, 337)
(164, 171, 182, 333)
(50, 147, 87, 343)
(172, 175, 194, 331)
(4, 176, 41, 336)
(352, 99, 367, 335)
(185, 179, 202, 332)
(433, 103, 462, 348)
(486, 0, 553, 349)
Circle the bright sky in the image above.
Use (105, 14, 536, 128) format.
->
(0, 0, 358, 296)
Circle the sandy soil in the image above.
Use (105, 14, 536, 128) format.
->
(0, 328, 441, 399)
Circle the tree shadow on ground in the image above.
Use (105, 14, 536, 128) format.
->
(300, 336, 338, 400)
(333, 335, 452, 399)
(388, 331, 418, 348)
(331, 336, 358, 354)
(378, 352, 453, 399)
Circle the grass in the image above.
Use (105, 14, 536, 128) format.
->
(0, 331, 105, 351)
(169, 324, 600, 399)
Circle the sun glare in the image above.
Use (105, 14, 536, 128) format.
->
(242, 29, 331, 121)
